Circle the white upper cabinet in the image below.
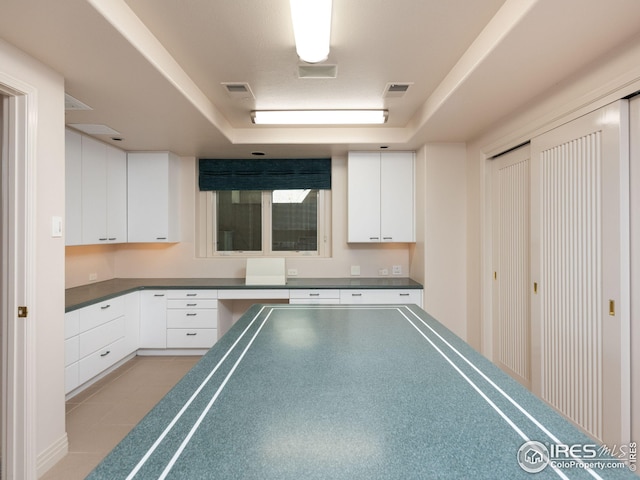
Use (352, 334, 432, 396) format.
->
(65, 129, 127, 246)
(348, 151, 415, 243)
(127, 152, 180, 243)
(81, 136, 127, 244)
(65, 129, 83, 246)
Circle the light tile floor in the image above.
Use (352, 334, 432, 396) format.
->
(42, 355, 201, 480)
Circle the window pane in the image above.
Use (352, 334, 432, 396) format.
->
(272, 189, 318, 251)
(216, 190, 262, 251)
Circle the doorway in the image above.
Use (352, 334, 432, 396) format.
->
(0, 81, 37, 479)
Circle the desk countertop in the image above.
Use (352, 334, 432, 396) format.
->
(65, 277, 423, 312)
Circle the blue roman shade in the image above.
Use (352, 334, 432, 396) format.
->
(199, 158, 331, 191)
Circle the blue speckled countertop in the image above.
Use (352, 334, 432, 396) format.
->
(86, 304, 636, 479)
(65, 277, 423, 312)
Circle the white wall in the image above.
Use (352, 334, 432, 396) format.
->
(66, 154, 414, 286)
(412, 144, 467, 339)
(0, 39, 67, 475)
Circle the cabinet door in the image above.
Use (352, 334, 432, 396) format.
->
(106, 145, 127, 243)
(65, 129, 83, 246)
(139, 290, 167, 348)
(123, 292, 140, 355)
(347, 152, 381, 242)
(128, 152, 180, 243)
(81, 136, 108, 243)
(380, 152, 415, 242)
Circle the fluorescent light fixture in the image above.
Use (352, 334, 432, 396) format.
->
(251, 110, 388, 125)
(290, 0, 332, 63)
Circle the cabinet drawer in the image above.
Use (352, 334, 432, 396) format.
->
(65, 363, 79, 394)
(79, 316, 125, 357)
(78, 337, 126, 385)
(167, 309, 217, 328)
(339, 289, 422, 305)
(165, 290, 218, 300)
(78, 296, 125, 332)
(289, 289, 340, 300)
(65, 336, 79, 367)
(65, 310, 80, 339)
(289, 298, 339, 305)
(166, 299, 218, 310)
(166, 329, 217, 348)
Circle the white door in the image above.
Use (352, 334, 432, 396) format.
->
(531, 100, 630, 447)
(380, 152, 414, 242)
(347, 152, 381, 242)
(1, 83, 36, 479)
(491, 144, 531, 389)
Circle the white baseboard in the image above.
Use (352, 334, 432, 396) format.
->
(37, 433, 68, 478)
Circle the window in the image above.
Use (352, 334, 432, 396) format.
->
(199, 189, 330, 257)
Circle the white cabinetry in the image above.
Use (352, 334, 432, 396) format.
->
(65, 129, 83, 246)
(139, 290, 168, 348)
(348, 151, 415, 243)
(139, 289, 218, 351)
(64, 292, 139, 395)
(82, 136, 127, 244)
(339, 289, 423, 307)
(289, 289, 340, 304)
(65, 129, 127, 245)
(127, 152, 180, 243)
(166, 290, 218, 348)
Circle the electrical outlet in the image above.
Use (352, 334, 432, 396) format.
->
(287, 268, 298, 276)
(350, 265, 361, 276)
(89, 273, 98, 281)
(392, 265, 402, 275)
(379, 268, 389, 276)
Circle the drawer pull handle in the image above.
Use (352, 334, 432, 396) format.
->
(352, 293, 362, 297)
(383, 237, 393, 240)
(186, 293, 197, 297)
(99, 237, 108, 241)
(369, 237, 379, 240)
(399, 293, 410, 296)
(154, 294, 165, 297)
(187, 303, 197, 306)
(108, 237, 116, 241)
(156, 237, 167, 240)
(186, 333, 197, 336)
(309, 293, 320, 297)
(100, 350, 111, 357)
(186, 313, 197, 316)
(100, 304, 111, 310)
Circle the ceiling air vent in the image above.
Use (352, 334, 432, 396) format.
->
(383, 82, 413, 98)
(221, 82, 255, 99)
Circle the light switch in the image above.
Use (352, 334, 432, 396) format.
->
(51, 216, 63, 238)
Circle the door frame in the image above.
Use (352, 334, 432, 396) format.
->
(0, 73, 38, 480)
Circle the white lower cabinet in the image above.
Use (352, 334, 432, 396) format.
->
(166, 290, 218, 349)
(139, 290, 168, 348)
(289, 289, 340, 304)
(64, 292, 140, 395)
(339, 289, 423, 307)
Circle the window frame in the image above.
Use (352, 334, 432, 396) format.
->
(197, 189, 331, 258)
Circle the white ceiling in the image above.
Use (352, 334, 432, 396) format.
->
(2, 0, 640, 158)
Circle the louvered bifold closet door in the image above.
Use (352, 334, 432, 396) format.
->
(530, 100, 630, 448)
(492, 145, 531, 388)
